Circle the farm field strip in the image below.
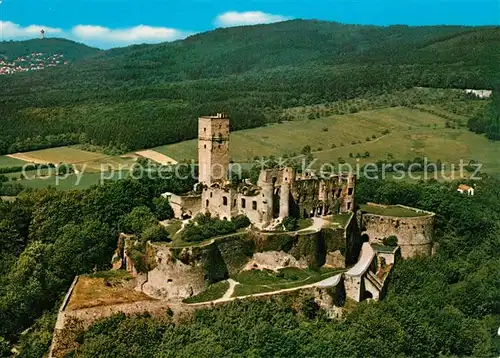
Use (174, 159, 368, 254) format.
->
(7, 147, 108, 165)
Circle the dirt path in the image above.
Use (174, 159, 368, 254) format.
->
(187, 274, 342, 307)
(216, 279, 238, 302)
(297, 217, 328, 233)
(136, 150, 178, 165)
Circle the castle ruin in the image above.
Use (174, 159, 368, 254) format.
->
(167, 113, 356, 228)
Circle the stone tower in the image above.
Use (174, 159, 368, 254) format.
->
(198, 113, 230, 185)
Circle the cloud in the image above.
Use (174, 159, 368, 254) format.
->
(71, 25, 188, 45)
(215, 11, 290, 27)
(0, 21, 63, 39)
(0, 21, 191, 48)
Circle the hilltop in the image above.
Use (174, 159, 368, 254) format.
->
(0, 38, 100, 60)
(70, 20, 499, 80)
(0, 20, 498, 155)
(0, 38, 101, 75)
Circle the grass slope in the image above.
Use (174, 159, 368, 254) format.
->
(183, 281, 230, 304)
(0, 156, 28, 168)
(154, 107, 441, 158)
(232, 267, 343, 297)
(359, 204, 429, 217)
(158, 105, 500, 177)
(8, 147, 107, 164)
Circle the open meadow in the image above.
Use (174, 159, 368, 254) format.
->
(2, 102, 498, 193)
(7, 147, 107, 165)
(155, 107, 449, 161)
(155, 106, 500, 177)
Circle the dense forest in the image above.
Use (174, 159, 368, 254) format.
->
(0, 170, 196, 357)
(0, 20, 498, 153)
(1, 174, 498, 357)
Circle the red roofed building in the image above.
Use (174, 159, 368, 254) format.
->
(457, 184, 474, 196)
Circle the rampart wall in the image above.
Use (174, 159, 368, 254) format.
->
(139, 222, 357, 300)
(359, 205, 435, 259)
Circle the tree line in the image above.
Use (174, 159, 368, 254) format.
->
(468, 90, 500, 140)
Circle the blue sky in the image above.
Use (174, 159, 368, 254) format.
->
(0, 0, 498, 48)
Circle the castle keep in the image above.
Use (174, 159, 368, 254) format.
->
(167, 113, 356, 228)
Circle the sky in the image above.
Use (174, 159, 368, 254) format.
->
(0, 0, 498, 48)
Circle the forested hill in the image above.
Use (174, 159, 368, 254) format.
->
(42, 20, 500, 81)
(0, 20, 498, 154)
(0, 38, 99, 60)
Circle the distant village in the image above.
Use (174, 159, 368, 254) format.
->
(0, 52, 69, 75)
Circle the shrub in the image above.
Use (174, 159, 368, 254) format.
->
(182, 213, 238, 243)
(121, 206, 158, 235)
(301, 145, 312, 155)
(322, 127, 329, 132)
(0, 337, 11, 357)
(282, 217, 299, 231)
(141, 224, 170, 242)
(153, 197, 174, 221)
(233, 215, 251, 229)
(301, 296, 320, 319)
(383, 235, 398, 247)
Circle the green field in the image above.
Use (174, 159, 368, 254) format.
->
(3, 102, 498, 193)
(156, 107, 447, 162)
(155, 106, 500, 178)
(8, 147, 107, 164)
(232, 267, 343, 297)
(183, 281, 230, 304)
(0, 156, 28, 168)
(0, 146, 140, 191)
(359, 204, 429, 217)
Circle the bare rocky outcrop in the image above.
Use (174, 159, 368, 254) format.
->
(141, 246, 209, 300)
(243, 251, 308, 272)
(325, 250, 346, 268)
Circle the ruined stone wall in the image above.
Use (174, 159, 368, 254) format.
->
(202, 187, 235, 220)
(344, 243, 376, 302)
(360, 210, 435, 259)
(253, 227, 348, 269)
(140, 225, 354, 300)
(170, 194, 201, 219)
(290, 174, 356, 218)
(142, 242, 230, 300)
(237, 192, 267, 225)
(50, 300, 183, 357)
(344, 213, 363, 266)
